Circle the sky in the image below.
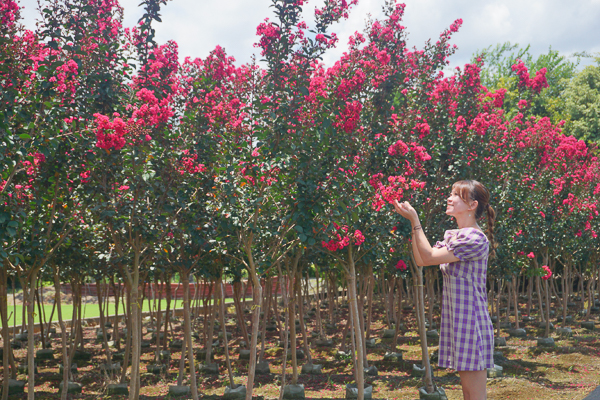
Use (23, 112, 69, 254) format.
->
(17, 0, 600, 72)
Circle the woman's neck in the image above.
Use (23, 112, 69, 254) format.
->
(454, 214, 479, 230)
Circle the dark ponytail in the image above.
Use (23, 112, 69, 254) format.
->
(452, 180, 497, 257)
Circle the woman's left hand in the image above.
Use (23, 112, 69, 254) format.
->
(392, 200, 419, 224)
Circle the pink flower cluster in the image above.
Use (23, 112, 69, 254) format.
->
(469, 112, 501, 136)
(368, 174, 425, 212)
(179, 151, 207, 175)
(255, 19, 281, 56)
(94, 113, 127, 150)
(489, 88, 507, 108)
(541, 265, 552, 281)
(387, 140, 431, 162)
(52, 59, 79, 95)
(511, 61, 549, 94)
(21, 152, 46, 176)
(388, 139, 409, 156)
(0, 0, 19, 29)
(322, 224, 365, 251)
(395, 259, 407, 271)
(335, 100, 362, 133)
(131, 88, 174, 127)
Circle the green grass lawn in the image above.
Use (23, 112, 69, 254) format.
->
(6, 297, 240, 327)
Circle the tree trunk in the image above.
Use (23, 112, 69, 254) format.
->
(535, 277, 544, 323)
(177, 330, 187, 386)
(97, 278, 114, 379)
(296, 270, 312, 364)
(154, 276, 163, 364)
(163, 275, 172, 351)
(346, 251, 365, 400)
(205, 281, 216, 364)
(244, 270, 262, 400)
(409, 256, 434, 394)
(1, 264, 14, 400)
(219, 280, 235, 387)
(365, 264, 374, 341)
(259, 276, 272, 361)
(120, 282, 132, 384)
(314, 266, 324, 338)
(111, 277, 121, 351)
(182, 274, 200, 400)
(277, 267, 290, 400)
(26, 267, 40, 400)
(34, 282, 45, 349)
(233, 281, 250, 348)
(512, 277, 520, 329)
(128, 255, 142, 400)
(526, 277, 533, 317)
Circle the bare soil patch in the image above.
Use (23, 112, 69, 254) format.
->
(1, 302, 599, 399)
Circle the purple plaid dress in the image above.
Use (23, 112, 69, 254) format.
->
(433, 228, 494, 371)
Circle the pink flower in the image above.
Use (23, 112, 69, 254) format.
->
(541, 265, 552, 281)
(119, 185, 130, 191)
(251, 149, 260, 157)
(517, 99, 528, 109)
(527, 252, 535, 259)
(145, 135, 152, 141)
(388, 140, 409, 156)
(354, 230, 365, 246)
(396, 260, 407, 271)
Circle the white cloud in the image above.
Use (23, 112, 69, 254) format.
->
(16, 0, 600, 70)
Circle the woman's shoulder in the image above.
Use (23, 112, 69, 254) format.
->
(445, 227, 489, 243)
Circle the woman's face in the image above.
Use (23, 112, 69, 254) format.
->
(446, 188, 476, 217)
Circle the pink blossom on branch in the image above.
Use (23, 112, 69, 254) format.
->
(541, 265, 552, 281)
(354, 229, 365, 246)
(396, 259, 407, 271)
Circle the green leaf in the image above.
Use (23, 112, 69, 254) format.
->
(19, 134, 31, 140)
(299, 233, 307, 242)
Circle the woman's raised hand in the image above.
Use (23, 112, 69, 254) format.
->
(392, 200, 418, 223)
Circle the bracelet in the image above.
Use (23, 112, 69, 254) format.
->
(413, 225, 422, 231)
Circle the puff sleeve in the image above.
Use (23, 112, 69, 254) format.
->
(442, 229, 489, 261)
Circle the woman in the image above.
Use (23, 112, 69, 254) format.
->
(393, 180, 495, 400)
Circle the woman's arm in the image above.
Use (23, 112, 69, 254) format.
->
(410, 234, 424, 266)
(393, 200, 460, 267)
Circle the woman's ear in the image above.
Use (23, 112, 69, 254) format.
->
(470, 200, 478, 211)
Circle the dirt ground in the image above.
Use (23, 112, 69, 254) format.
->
(1, 300, 598, 399)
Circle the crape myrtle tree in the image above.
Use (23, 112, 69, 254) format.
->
(305, 2, 468, 395)
(84, 1, 195, 397)
(471, 59, 600, 337)
(0, 0, 125, 396)
(209, 1, 363, 398)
